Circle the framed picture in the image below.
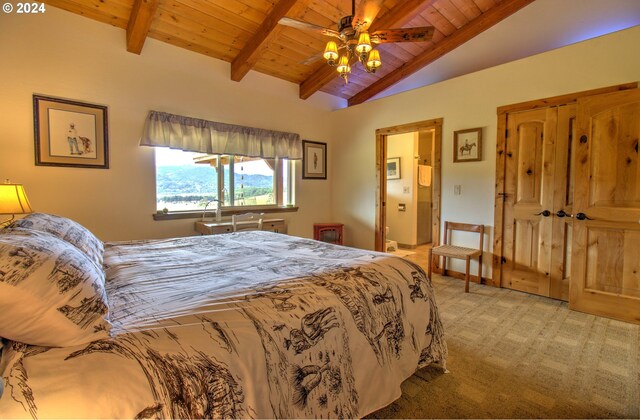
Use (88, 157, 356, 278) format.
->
(33, 95, 109, 169)
(453, 127, 482, 162)
(386, 157, 401, 180)
(302, 140, 327, 179)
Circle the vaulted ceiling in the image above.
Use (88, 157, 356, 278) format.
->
(40, 0, 554, 105)
(45, 0, 628, 109)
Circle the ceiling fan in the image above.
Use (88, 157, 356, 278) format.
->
(279, 0, 435, 83)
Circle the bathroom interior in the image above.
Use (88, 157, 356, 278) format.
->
(385, 129, 433, 253)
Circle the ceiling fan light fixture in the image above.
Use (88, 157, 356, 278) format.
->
(356, 32, 372, 55)
(282, 0, 435, 85)
(323, 41, 339, 65)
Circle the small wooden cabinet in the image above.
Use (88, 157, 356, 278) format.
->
(313, 223, 343, 245)
(195, 218, 287, 235)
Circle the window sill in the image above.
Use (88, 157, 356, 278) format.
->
(153, 205, 299, 221)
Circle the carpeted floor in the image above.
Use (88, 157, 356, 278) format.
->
(368, 260, 640, 419)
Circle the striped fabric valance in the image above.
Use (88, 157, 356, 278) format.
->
(140, 111, 302, 159)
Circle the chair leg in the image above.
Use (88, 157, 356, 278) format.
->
(478, 254, 483, 285)
(428, 248, 432, 279)
(465, 257, 471, 293)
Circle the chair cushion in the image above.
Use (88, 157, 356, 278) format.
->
(431, 244, 481, 259)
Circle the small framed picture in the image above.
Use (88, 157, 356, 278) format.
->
(453, 127, 482, 162)
(33, 95, 109, 169)
(387, 157, 401, 180)
(302, 140, 327, 179)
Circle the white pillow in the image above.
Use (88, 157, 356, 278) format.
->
(0, 229, 111, 347)
(9, 212, 104, 269)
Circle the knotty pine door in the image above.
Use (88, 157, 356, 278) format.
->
(570, 89, 640, 324)
(502, 105, 575, 300)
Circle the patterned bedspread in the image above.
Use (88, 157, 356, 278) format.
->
(0, 231, 446, 418)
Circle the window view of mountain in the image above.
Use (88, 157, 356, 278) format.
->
(157, 165, 274, 210)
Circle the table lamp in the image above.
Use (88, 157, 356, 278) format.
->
(0, 182, 33, 227)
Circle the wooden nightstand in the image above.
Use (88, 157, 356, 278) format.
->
(313, 223, 344, 245)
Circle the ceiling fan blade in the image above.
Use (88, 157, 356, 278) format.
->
(353, 0, 384, 30)
(300, 43, 347, 66)
(279, 17, 341, 39)
(300, 52, 324, 66)
(371, 26, 435, 43)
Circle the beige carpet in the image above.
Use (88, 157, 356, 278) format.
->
(369, 273, 640, 419)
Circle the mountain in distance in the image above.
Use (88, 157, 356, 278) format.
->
(157, 165, 273, 195)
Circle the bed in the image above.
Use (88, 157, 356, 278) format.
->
(0, 213, 447, 419)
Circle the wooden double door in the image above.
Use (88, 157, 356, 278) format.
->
(498, 88, 640, 324)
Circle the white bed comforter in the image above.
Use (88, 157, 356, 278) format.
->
(0, 231, 446, 418)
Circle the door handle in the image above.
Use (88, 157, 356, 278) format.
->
(556, 210, 573, 218)
(575, 212, 593, 221)
(535, 210, 551, 217)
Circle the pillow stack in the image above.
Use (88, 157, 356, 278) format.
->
(0, 213, 111, 347)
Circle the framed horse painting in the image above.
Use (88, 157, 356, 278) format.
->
(453, 127, 482, 162)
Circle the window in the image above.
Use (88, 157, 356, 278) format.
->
(156, 148, 293, 212)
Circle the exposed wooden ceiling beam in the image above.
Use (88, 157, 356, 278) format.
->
(126, 0, 159, 54)
(347, 0, 536, 106)
(231, 0, 302, 82)
(299, 0, 434, 100)
(369, 0, 434, 32)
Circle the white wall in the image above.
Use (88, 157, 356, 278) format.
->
(0, 8, 337, 241)
(331, 26, 640, 278)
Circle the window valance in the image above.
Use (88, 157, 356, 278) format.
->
(140, 111, 302, 159)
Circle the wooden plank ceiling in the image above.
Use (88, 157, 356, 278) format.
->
(45, 0, 535, 106)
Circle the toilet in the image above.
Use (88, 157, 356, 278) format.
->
(385, 226, 398, 253)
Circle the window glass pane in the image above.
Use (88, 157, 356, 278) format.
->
(233, 156, 275, 206)
(155, 149, 290, 211)
(155, 148, 218, 211)
(223, 157, 232, 206)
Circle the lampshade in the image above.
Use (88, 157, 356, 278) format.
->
(356, 32, 372, 54)
(0, 184, 33, 215)
(367, 49, 382, 70)
(323, 41, 339, 62)
(336, 55, 351, 74)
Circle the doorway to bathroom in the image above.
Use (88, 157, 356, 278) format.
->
(375, 118, 442, 253)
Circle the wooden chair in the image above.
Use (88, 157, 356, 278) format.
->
(231, 213, 263, 232)
(428, 221, 484, 293)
